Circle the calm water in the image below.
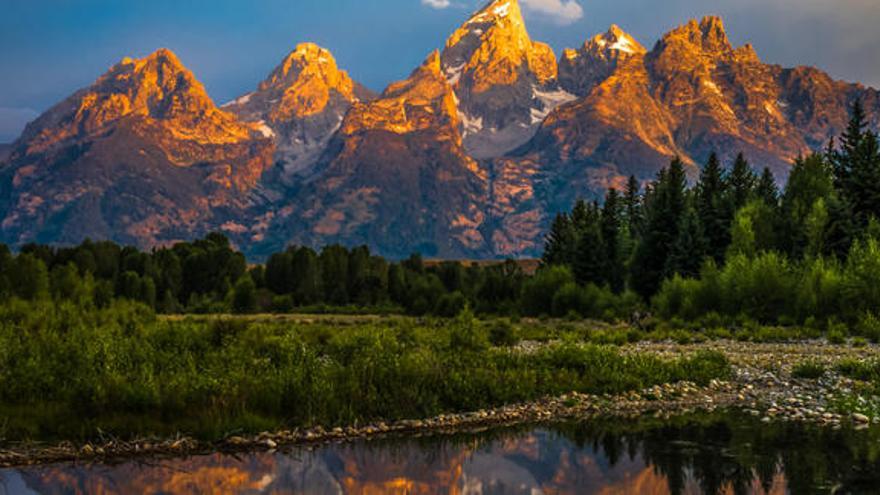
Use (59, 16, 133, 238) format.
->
(2, 412, 879, 494)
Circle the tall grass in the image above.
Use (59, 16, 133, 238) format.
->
(0, 300, 730, 442)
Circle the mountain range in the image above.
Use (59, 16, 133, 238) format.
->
(2, 0, 878, 259)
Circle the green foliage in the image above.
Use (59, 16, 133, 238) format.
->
(792, 361, 826, 379)
(0, 302, 731, 441)
(488, 319, 520, 347)
(631, 158, 689, 298)
(232, 274, 258, 314)
(855, 313, 880, 342)
(696, 152, 731, 262)
(521, 265, 574, 317)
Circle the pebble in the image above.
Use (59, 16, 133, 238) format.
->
(853, 413, 870, 423)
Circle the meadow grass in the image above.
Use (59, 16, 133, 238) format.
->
(0, 301, 730, 442)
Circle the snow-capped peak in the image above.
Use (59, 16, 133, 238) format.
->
(466, 0, 520, 26)
(591, 25, 646, 56)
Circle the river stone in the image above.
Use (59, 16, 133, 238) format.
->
(853, 413, 870, 423)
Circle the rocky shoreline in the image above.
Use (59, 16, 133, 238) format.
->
(1, 340, 877, 468)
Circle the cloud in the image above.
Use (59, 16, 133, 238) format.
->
(422, 0, 451, 8)
(521, 0, 584, 24)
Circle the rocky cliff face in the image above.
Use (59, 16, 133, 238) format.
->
(3, 4, 879, 259)
(224, 43, 374, 186)
(0, 49, 273, 248)
(441, 0, 576, 158)
(251, 52, 491, 259)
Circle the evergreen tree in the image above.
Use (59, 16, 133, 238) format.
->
(570, 199, 591, 234)
(623, 175, 643, 235)
(601, 188, 624, 292)
(756, 167, 779, 206)
(574, 203, 605, 286)
(829, 100, 880, 231)
(728, 153, 756, 211)
(667, 200, 707, 278)
(696, 152, 730, 261)
(542, 213, 577, 266)
(830, 100, 867, 191)
(631, 158, 688, 298)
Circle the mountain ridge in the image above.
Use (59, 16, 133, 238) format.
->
(2, 3, 879, 259)
(0, 49, 274, 248)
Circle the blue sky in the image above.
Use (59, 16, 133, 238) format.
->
(2, 0, 879, 142)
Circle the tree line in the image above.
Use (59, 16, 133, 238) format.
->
(0, 232, 539, 317)
(1, 102, 878, 327)
(542, 102, 880, 334)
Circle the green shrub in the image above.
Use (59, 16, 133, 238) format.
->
(855, 313, 880, 343)
(434, 291, 467, 318)
(488, 319, 520, 347)
(792, 361, 826, 379)
(836, 359, 880, 382)
(448, 306, 489, 352)
(827, 323, 847, 344)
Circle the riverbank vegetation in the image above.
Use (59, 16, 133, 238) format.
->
(0, 302, 729, 442)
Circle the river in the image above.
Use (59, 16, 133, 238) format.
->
(2, 412, 878, 494)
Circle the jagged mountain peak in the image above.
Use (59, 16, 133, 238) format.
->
(591, 25, 646, 56)
(658, 15, 733, 56)
(16, 48, 258, 157)
(439, 0, 564, 158)
(466, 0, 523, 28)
(226, 42, 358, 122)
(222, 42, 371, 182)
(262, 43, 350, 93)
(100, 48, 213, 117)
(442, 0, 554, 89)
(341, 49, 459, 137)
(558, 25, 645, 97)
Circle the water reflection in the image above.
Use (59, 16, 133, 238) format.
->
(2, 412, 879, 494)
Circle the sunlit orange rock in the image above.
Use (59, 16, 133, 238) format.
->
(0, 49, 273, 248)
(440, 0, 576, 158)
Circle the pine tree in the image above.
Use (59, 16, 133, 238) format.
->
(667, 199, 708, 278)
(542, 213, 577, 266)
(696, 152, 730, 262)
(830, 100, 867, 191)
(756, 167, 779, 206)
(574, 203, 606, 287)
(826, 100, 880, 254)
(630, 158, 688, 298)
(830, 100, 880, 228)
(728, 153, 756, 212)
(601, 189, 624, 292)
(623, 175, 643, 235)
(570, 199, 591, 234)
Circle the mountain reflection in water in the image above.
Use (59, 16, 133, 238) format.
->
(3, 412, 879, 494)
